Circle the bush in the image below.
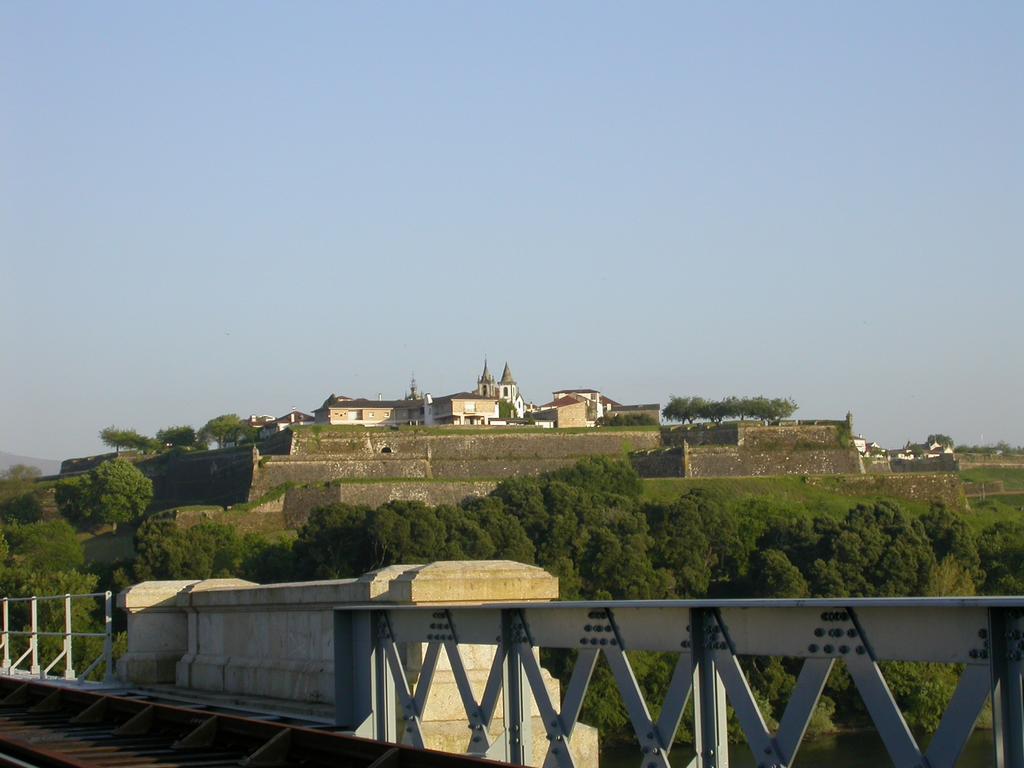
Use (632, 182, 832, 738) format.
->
(56, 461, 153, 529)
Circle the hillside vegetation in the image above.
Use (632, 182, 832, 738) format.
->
(4, 457, 1024, 745)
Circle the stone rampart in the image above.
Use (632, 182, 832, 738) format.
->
(672, 422, 861, 478)
(685, 446, 862, 478)
(146, 447, 257, 509)
(247, 428, 660, 498)
(281, 481, 498, 528)
(661, 424, 739, 448)
(806, 473, 967, 511)
(630, 449, 684, 478)
(288, 427, 660, 460)
(738, 424, 842, 451)
(963, 480, 1005, 497)
(958, 453, 1024, 469)
(172, 497, 288, 535)
(59, 451, 124, 475)
(117, 562, 597, 766)
(891, 454, 960, 473)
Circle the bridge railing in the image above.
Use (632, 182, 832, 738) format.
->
(335, 598, 1024, 768)
(1, 591, 114, 683)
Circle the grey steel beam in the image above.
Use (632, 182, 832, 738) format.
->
(333, 599, 1020, 766)
(501, 610, 532, 765)
(775, 657, 833, 765)
(691, 609, 728, 768)
(990, 608, 1024, 768)
(925, 664, 991, 768)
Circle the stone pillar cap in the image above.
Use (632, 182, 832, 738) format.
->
(387, 560, 558, 604)
(118, 580, 201, 611)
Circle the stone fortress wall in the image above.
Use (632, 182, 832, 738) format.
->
(249, 427, 662, 498)
(645, 422, 862, 478)
(72, 422, 921, 513)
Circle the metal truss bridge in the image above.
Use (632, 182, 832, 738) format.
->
(335, 597, 1024, 768)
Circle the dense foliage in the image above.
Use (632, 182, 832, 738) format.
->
(56, 460, 153, 529)
(7, 454, 1023, 745)
(599, 412, 659, 426)
(662, 396, 798, 424)
(120, 456, 1022, 742)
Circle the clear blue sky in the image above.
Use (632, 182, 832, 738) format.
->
(2, 2, 1021, 460)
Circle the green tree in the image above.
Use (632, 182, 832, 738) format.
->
(977, 521, 1024, 594)
(1, 464, 41, 482)
(88, 460, 152, 529)
(5, 520, 85, 571)
(927, 433, 955, 448)
(749, 550, 809, 597)
(662, 396, 707, 424)
(805, 503, 936, 597)
(0, 491, 42, 524)
(156, 425, 198, 448)
(55, 475, 91, 522)
(57, 461, 153, 529)
(291, 504, 373, 578)
(199, 414, 249, 449)
(767, 397, 798, 421)
(134, 519, 265, 580)
(99, 426, 158, 453)
(919, 504, 983, 588)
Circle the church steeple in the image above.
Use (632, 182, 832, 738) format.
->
(500, 362, 514, 385)
(476, 357, 497, 397)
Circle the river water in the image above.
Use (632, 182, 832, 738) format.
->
(602, 730, 994, 767)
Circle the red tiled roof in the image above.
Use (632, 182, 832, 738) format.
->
(542, 396, 586, 409)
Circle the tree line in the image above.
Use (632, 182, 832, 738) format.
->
(99, 414, 256, 453)
(662, 395, 798, 424)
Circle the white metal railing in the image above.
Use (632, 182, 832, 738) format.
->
(0, 591, 113, 683)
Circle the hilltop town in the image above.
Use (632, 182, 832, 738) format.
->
(246, 359, 659, 436)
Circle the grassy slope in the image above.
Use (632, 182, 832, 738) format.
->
(642, 475, 1017, 532)
(960, 466, 1024, 491)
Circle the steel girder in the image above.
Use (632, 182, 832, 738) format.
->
(335, 598, 1024, 768)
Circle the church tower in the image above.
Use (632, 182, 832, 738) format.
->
(499, 361, 526, 418)
(475, 358, 497, 398)
(499, 362, 518, 403)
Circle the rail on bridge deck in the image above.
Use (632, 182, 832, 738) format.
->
(335, 597, 1024, 768)
(0, 676, 497, 767)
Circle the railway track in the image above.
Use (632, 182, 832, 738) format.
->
(0, 678, 497, 768)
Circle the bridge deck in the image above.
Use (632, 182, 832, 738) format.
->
(0, 678, 497, 768)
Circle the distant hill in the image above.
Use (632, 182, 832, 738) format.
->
(0, 451, 61, 476)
